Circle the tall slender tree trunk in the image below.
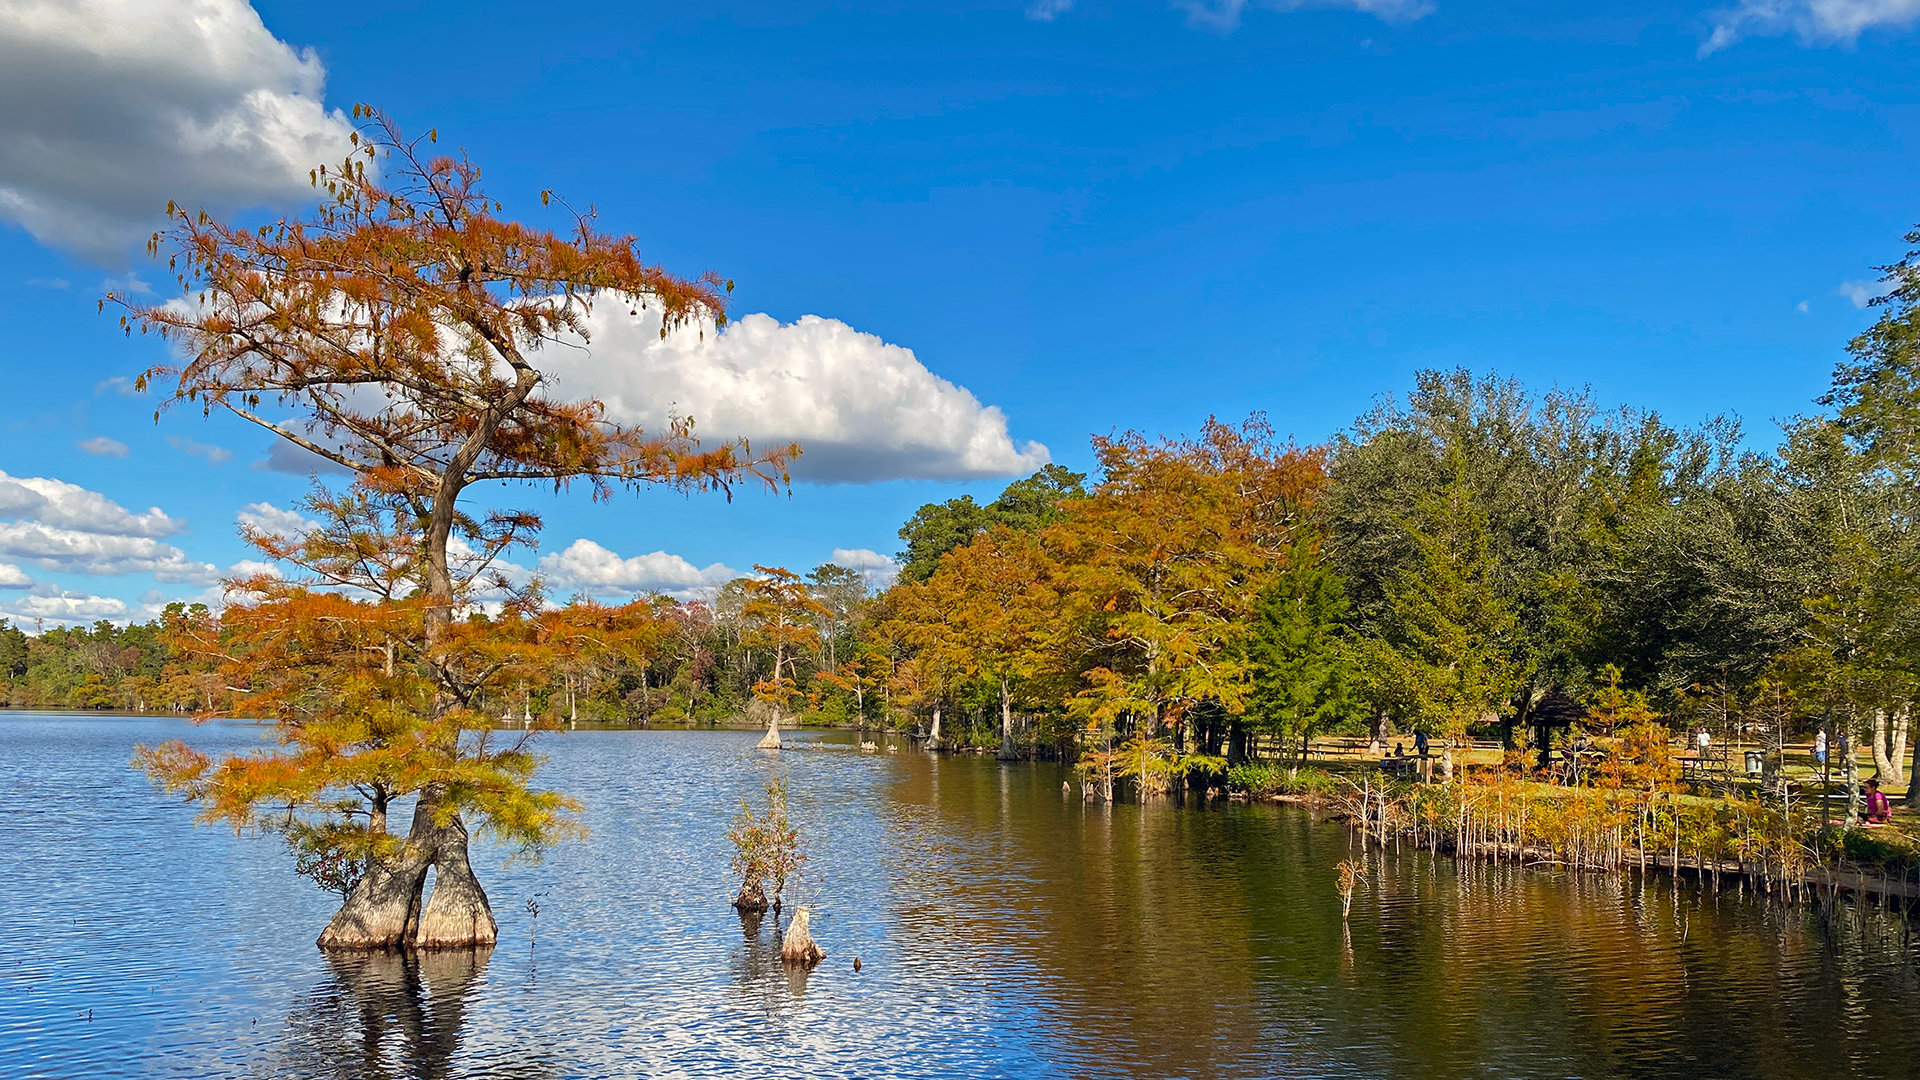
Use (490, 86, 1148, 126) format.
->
(413, 807, 499, 949)
(1873, 707, 1895, 780)
(758, 642, 787, 749)
(997, 676, 1017, 761)
(1888, 703, 1909, 785)
(1844, 744, 1862, 827)
(927, 702, 943, 751)
(1907, 724, 1920, 809)
(1228, 720, 1247, 767)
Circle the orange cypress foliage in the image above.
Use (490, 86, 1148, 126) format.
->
(108, 107, 793, 637)
(897, 527, 1063, 758)
(743, 565, 830, 715)
(1053, 416, 1327, 737)
(135, 488, 581, 897)
(118, 110, 792, 948)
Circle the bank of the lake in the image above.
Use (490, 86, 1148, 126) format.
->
(5, 711, 1919, 1079)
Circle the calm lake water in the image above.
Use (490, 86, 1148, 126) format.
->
(4, 712, 1920, 1079)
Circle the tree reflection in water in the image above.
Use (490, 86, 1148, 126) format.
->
(731, 908, 811, 1015)
(255, 947, 553, 1080)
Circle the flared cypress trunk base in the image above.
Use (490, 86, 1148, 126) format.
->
(413, 816, 498, 950)
(317, 855, 429, 950)
(321, 802, 497, 952)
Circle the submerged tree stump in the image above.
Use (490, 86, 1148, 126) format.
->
(780, 906, 824, 967)
(734, 874, 769, 914)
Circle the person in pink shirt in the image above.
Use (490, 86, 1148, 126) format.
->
(1865, 778, 1893, 826)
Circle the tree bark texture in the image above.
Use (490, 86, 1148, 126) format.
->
(1886, 704, 1909, 785)
(319, 788, 498, 951)
(412, 811, 499, 950)
(317, 848, 430, 951)
(1907, 726, 1920, 809)
(733, 875, 769, 913)
(780, 906, 824, 967)
(317, 791, 441, 950)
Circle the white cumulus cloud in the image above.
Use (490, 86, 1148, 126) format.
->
(254, 438, 353, 476)
(537, 538, 736, 601)
(828, 547, 901, 590)
(0, 470, 213, 582)
(0, 470, 184, 537)
(2, 586, 131, 624)
(1176, 0, 1434, 32)
(0, 562, 32, 589)
(77, 436, 130, 457)
(226, 558, 283, 580)
(1840, 278, 1883, 309)
(237, 501, 316, 539)
(168, 434, 233, 464)
(0, 522, 217, 582)
(534, 304, 1049, 484)
(1701, 0, 1920, 53)
(0, 0, 358, 260)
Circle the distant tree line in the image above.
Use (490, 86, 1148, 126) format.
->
(1, 609, 209, 711)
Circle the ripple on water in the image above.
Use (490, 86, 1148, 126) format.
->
(4, 714, 1920, 1079)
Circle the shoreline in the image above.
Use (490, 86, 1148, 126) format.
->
(1233, 786, 1920, 906)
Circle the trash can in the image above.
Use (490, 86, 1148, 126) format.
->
(1744, 750, 1764, 777)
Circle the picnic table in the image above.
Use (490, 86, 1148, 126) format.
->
(1379, 754, 1421, 777)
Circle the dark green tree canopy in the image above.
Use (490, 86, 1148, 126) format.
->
(1245, 544, 1358, 752)
(896, 465, 1087, 583)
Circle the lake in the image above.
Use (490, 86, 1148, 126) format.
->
(3, 712, 1918, 1079)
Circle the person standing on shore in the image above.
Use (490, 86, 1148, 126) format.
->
(1815, 728, 1829, 776)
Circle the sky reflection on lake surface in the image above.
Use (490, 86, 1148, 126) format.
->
(3, 713, 1918, 1079)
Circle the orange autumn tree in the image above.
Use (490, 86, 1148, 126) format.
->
(120, 109, 792, 950)
(897, 527, 1064, 760)
(1053, 417, 1327, 776)
(533, 597, 675, 725)
(741, 565, 829, 748)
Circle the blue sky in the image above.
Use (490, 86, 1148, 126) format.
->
(0, 0, 1916, 626)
